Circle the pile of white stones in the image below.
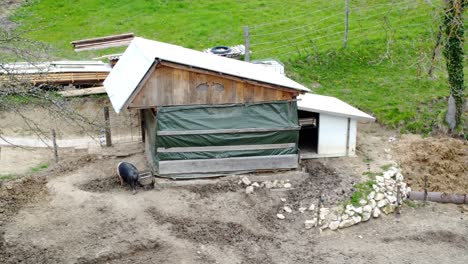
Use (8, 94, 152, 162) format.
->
(310, 167, 411, 231)
(239, 176, 292, 194)
(238, 167, 412, 231)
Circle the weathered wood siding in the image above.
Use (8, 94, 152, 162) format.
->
(142, 109, 158, 173)
(128, 65, 297, 108)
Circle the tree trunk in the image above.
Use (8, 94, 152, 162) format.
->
(443, 0, 465, 132)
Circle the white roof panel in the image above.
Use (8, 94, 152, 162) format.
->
(298, 93, 375, 122)
(104, 37, 309, 113)
(104, 43, 154, 113)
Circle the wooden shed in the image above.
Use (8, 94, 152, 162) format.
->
(104, 38, 309, 178)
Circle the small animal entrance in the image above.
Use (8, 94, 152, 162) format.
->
(298, 110, 319, 156)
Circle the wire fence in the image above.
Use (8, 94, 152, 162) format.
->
(108, 109, 142, 144)
(66, 105, 142, 147)
(244, 0, 440, 60)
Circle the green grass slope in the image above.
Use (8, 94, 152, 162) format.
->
(11, 0, 467, 134)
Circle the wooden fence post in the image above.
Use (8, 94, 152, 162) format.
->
(343, 0, 349, 48)
(104, 106, 112, 147)
(424, 175, 428, 204)
(51, 129, 59, 163)
(244, 26, 250, 62)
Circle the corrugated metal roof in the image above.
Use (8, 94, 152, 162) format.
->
(298, 93, 375, 121)
(104, 37, 309, 113)
(0, 61, 111, 74)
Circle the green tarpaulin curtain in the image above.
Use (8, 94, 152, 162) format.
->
(147, 101, 299, 175)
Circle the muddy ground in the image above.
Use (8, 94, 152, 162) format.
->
(1, 122, 467, 264)
(0, 106, 466, 264)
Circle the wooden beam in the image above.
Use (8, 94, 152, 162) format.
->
(157, 143, 296, 153)
(58, 86, 106, 97)
(103, 106, 112, 147)
(157, 126, 300, 136)
(71, 33, 134, 52)
(140, 109, 145, 143)
(71, 33, 134, 45)
(127, 99, 299, 109)
(158, 154, 298, 175)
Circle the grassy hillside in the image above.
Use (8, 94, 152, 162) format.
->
(11, 0, 467, 134)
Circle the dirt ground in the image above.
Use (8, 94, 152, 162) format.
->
(0, 122, 467, 264)
(0, 147, 52, 175)
(395, 135, 468, 194)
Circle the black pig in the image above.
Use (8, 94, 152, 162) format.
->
(117, 162, 140, 194)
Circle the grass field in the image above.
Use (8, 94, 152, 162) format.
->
(11, 0, 467, 134)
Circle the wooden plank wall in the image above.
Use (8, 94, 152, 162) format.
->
(129, 65, 296, 108)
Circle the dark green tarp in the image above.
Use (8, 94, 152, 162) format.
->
(157, 101, 298, 131)
(158, 130, 298, 148)
(157, 147, 297, 161)
(147, 101, 299, 176)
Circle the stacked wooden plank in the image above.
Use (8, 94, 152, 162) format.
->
(71, 33, 134, 52)
(0, 61, 111, 85)
(0, 72, 109, 85)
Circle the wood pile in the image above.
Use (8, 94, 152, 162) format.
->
(0, 72, 109, 85)
(0, 61, 111, 86)
(71, 33, 134, 52)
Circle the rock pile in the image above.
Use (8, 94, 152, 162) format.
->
(239, 167, 411, 231)
(317, 167, 411, 231)
(239, 176, 292, 194)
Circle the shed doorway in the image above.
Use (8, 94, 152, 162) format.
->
(298, 110, 319, 156)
